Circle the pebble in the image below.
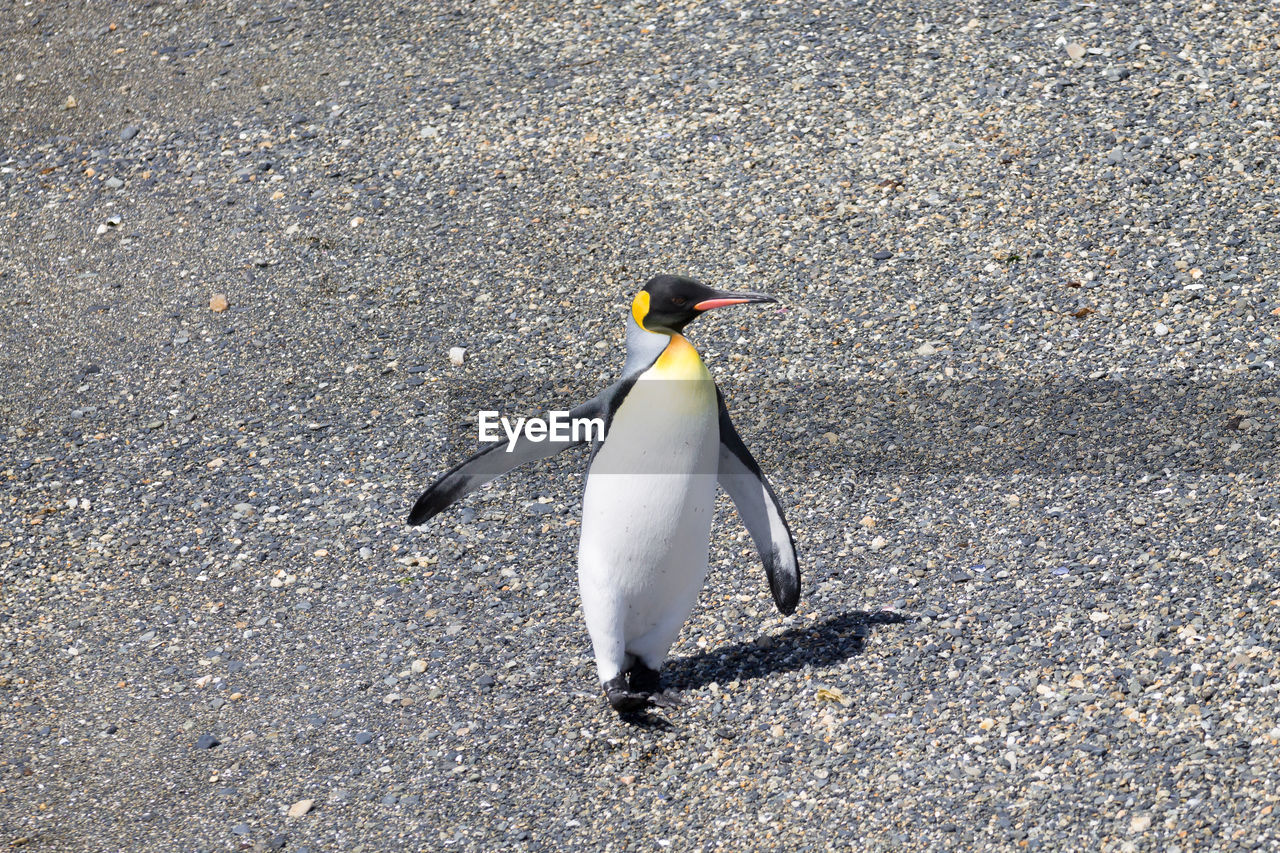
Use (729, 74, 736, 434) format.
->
(194, 734, 220, 750)
(448, 346, 466, 366)
(354, 731, 374, 745)
(287, 799, 314, 818)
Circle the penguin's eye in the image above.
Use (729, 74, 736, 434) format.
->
(670, 296, 687, 306)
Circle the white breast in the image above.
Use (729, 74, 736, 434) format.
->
(576, 337, 721, 678)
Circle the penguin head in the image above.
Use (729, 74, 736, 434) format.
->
(631, 275, 776, 334)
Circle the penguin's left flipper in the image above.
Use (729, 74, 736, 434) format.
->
(407, 393, 611, 526)
(715, 389, 801, 614)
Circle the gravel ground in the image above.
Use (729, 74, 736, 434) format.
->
(3, 1, 1279, 850)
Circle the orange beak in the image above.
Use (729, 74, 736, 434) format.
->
(693, 290, 777, 312)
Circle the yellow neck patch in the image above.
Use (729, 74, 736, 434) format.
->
(652, 334, 709, 380)
(631, 290, 651, 331)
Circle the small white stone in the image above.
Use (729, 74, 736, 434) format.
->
(869, 536, 888, 552)
(916, 342, 937, 356)
(1065, 42, 1086, 60)
(1154, 322, 1170, 336)
(448, 346, 466, 366)
(287, 799, 314, 818)
(411, 659, 428, 674)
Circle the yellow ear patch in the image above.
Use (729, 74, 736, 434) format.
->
(631, 290, 650, 330)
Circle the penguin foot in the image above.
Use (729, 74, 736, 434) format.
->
(603, 675, 650, 713)
(627, 662, 662, 696)
(648, 689, 684, 710)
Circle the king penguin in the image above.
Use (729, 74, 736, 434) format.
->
(408, 274, 800, 713)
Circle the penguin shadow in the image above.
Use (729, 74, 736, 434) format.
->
(665, 609, 913, 693)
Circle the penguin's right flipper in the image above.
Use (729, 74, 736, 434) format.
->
(715, 389, 801, 614)
(407, 393, 613, 526)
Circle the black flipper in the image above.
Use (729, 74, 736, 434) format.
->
(408, 391, 613, 526)
(714, 388, 801, 614)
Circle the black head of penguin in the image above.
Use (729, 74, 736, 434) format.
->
(632, 275, 776, 334)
